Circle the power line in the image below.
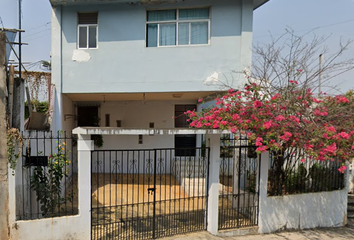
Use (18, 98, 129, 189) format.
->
(24, 31, 50, 42)
(23, 27, 50, 39)
(254, 18, 354, 39)
(26, 22, 50, 33)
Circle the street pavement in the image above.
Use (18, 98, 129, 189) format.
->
(161, 225, 354, 240)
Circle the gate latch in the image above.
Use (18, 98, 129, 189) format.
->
(148, 187, 156, 195)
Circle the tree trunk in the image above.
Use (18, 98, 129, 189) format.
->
(269, 151, 286, 196)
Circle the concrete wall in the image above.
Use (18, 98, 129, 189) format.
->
(258, 152, 348, 234)
(9, 137, 92, 240)
(51, 0, 253, 94)
(0, 31, 9, 240)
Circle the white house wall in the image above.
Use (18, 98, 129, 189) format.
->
(93, 100, 195, 149)
(52, 0, 253, 94)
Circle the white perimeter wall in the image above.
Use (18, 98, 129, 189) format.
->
(8, 138, 92, 240)
(258, 152, 348, 234)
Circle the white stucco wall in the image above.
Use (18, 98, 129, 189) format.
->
(9, 138, 93, 240)
(99, 100, 178, 149)
(258, 152, 348, 234)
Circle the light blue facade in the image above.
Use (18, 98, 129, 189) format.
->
(49, 0, 268, 133)
(51, 0, 256, 94)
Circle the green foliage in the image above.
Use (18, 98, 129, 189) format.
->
(25, 100, 49, 119)
(246, 171, 257, 193)
(7, 128, 23, 175)
(91, 135, 104, 148)
(30, 142, 72, 217)
(268, 162, 344, 196)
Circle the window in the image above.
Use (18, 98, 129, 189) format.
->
(146, 8, 210, 47)
(78, 12, 98, 49)
(174, 105, 197, 156)
(77, 106, 99, 126)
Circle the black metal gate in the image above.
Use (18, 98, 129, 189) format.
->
(91, 147, 210, 239)
(218, 134, 261, 230)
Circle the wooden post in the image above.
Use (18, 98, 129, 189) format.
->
(0, 31, 9, 240)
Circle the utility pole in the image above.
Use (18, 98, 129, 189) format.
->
(0, 31, 9, 240)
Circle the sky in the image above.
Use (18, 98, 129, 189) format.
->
(0, 0, 354, 92)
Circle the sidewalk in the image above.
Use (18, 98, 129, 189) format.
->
(161, 225, 354, 240)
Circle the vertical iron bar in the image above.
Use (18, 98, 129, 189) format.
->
(236, 146, 241, 227)
(152, 149, 157, 239)
(257, 153, 261, 225)
(205, 147, 210, 230)
(120, 151, 123, 239)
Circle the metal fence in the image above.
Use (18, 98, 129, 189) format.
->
(91, 147, 210, 240)
(268, 150, 345, 196)
(16, 131, 78, 220)
(218, 134, 260, 230)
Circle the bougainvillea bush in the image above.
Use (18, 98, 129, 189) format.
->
(186, 80, 354, 194)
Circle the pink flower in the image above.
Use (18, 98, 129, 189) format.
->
(312, 98, 322, 103)
(275, 115, 285, 121)
(289, 80, 299, 84)
(255, 137, 263, 146)
(271, 94, 280, 101)
(263, 121, 272, 129)
(220, 121, 228, 126)
(300, 159, 305, 163)
(338, 132, 350, 139)
(338, 165, 347, 174)
(324, 143, 337, 154)
(198, 98, 203, 103)
(256, 146, 268, 152)
(289, 115, 300, 123)
(314, 109, 328, 116)
(254, 100, 263, 108)
(325, 126, 336, 133)
(280, 132, 292, 141)
(336, 96, 349, 104)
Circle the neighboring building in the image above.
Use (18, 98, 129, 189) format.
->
(49, 0, 269, 149)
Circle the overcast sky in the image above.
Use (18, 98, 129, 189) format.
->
(0, 0, 354, 92)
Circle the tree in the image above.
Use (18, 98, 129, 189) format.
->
(186, 31, 354, 195)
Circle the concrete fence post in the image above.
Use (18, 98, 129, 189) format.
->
(206, 134, 221, 235)
(258, 151, 270, 233)
(77, 133, 93, 237)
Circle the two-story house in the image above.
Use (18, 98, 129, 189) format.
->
(50, 0, 269, 150)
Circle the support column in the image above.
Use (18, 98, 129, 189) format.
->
(258, 151, 270, 234)
(77, 133, 93, 237)
(207, 134, 220, 235)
